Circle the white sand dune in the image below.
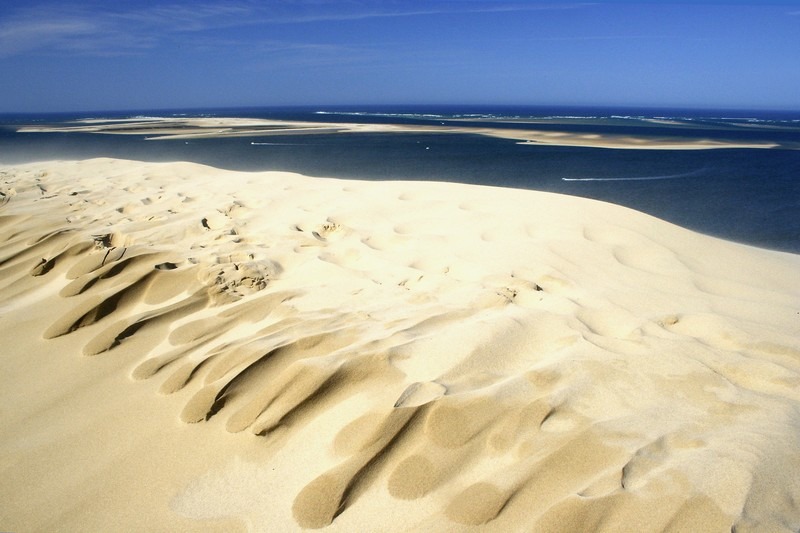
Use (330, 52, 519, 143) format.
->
(1, 158, 799, 532)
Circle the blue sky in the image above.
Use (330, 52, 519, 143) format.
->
(1, 0, 799, 112)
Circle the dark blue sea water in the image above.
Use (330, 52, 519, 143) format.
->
(1, 105, 799, 253)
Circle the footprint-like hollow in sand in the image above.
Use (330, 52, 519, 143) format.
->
(445, 482, 508, 525)
(424, 397, 499, 449)
(387, 454, 439, 500)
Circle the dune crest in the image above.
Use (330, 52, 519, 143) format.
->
(1, 159, 799, 531)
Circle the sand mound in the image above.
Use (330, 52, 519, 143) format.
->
(1, 158, 799, 531)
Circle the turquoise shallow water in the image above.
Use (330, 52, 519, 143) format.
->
(1, 106, 799, 253)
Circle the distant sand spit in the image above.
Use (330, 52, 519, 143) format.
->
(18, 116, 788, 150)
(1, 159, 799, 532)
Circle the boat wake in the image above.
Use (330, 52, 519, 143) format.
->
(562, 168, 708, 182)
(251, 142, 306, 146)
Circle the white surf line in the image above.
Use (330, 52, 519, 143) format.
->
(562, 168, 708, 182)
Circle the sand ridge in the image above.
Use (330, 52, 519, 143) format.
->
(1, 159, 799, 531)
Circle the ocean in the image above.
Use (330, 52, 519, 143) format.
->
(1, 105, 799, 253)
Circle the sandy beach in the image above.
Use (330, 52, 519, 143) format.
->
(1, 158, 799, 532)
(18, 116, 789, 150)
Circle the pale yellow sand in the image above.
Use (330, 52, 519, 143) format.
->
(18, 116, 788, 150)
(1, 158, 799, 532)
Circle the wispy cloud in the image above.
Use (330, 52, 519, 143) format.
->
(108, 2, 258, 33)
(249, 1, 594, 24)
(6, 0, 791, 62)
(0, 1, 595, 58)
(0, 17, 97, 56)
(0, 1, 263, 57)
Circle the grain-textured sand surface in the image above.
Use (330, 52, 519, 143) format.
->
(1, 159, 799, 532)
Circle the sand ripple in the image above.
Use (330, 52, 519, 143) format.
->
(1, 159, 799, 531)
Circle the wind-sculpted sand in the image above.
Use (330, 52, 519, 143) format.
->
(1, 159, 799, 532)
